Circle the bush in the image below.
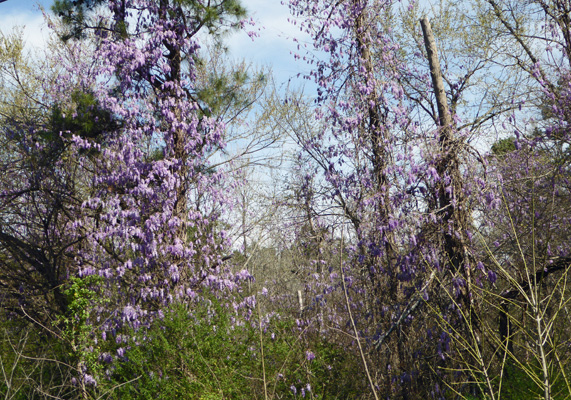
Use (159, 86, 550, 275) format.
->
(107, 298, 253, 399)
(0, 318, 77, 400)
(106, 293, 367, 399)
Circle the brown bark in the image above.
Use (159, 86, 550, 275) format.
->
(421, 15, 479, 395)
(353, 3, 405, 398)
(420, 16, 472, 296)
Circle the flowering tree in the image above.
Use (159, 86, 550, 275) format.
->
(284, 0, 571, 398)
(65, 0, 259, 320)
(284, 0, 457, 397)
(0, 1, 262, 393)
(2, 0, 571, 398)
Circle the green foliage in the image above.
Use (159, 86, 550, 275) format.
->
(174, 0, 247, 37)
(0, 322, 33, 400)
(58, 275, 108, 386)
(195, 65, 265, 118)
(193, 45, 267, 119)
(260, 319, 367, 399)
(25, 89, 118, 168)
(0, 318, 76, 399)
(106, 294, 367, 399)
(52, 0, 105, 40)
(491, 137, 516, 156)
(53, 0, 246, 41)
(499, 363, 571, 400)
(459, 361, 571, 400)
(108, 297, 254, 399)
(46, 90, 116, 144)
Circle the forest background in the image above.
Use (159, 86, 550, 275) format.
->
(1, 0, 571, 399)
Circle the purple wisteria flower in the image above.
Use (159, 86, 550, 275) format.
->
(306, 350, 315, 361)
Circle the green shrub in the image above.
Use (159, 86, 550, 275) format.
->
(106, 293, 367, 399)
(107, 300, 248, 399)
(0, 318, 77, 399)
(499, 362, 571, 400)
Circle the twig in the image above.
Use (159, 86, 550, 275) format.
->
(256, 296, 268, 400)
(339, 229, 379, 400)
(374, 269, 435, 349)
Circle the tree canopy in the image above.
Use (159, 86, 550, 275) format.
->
(1, 1, 571, 399)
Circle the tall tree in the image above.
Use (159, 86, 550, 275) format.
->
(285, 0, 447, 397)
(60, 0, 253, 315)
(0, 29, 99, 325)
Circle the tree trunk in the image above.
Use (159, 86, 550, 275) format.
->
(353, 2, 404, 397)
(421, 16, 478, 395)
(420, 16, 472, 309)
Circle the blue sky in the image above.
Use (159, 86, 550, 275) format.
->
(0, 0, 51, 13)
(0, 0, 310, 89)
(0, 0, 52, 48)
(227, 0, 312, 88)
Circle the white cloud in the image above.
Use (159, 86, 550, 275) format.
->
(226, 0, 313, 86)
(0, 10, 50, 51)
(0, 0, 312, 88)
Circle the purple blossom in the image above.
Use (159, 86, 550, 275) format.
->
(83, 374, 97, 387)
(488, 270, 497, 284)
(306, 350, 315, 361)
